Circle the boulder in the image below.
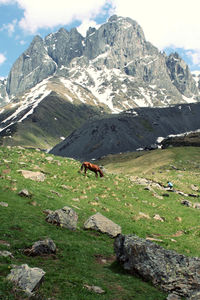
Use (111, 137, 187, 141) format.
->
(114, 234, 200, 298)
(24, 238, 56, 256)
(84, 212, 121, 237)
(46, 206, 78, 230)
(7, 264, 45, 296)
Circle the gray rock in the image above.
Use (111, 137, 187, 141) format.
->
(84, 284, 105, 294)
(18, 189, 32, 198)
(7, 264, 45, 296)
(0, 202, 8, 207)
(84, 212, 121, 237)
(193, 203, 200, 209)
(46, 206, 78, 230)
(181, 200, 192, 207)
(166, 294, 181, 300)
(0, 250, 13, 258)
(19, 170, 46, 182)
(114, 234, 200, 298)
(24, 238, 56, 256)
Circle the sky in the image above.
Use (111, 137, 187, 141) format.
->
(0, 0, 200, 79)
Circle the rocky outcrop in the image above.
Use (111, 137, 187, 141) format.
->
(114, 234, 200, 298)
(161, 131, 200, 148)
(7, 264, 45, 296)
(84, 212, 121, 237)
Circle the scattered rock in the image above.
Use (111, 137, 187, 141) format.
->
(0, 240, 10, 247)
(181, 200, 192, 207)
(191, 184, 199, 192)
(45, 156, 54, 162)
(175, 217, 182, 222)
(84, 212, 121, 238)
(24, 238, 56, 256)
(84, 284, 105, 294)
(18, 189, 32, 198)
(7, 264, 45, 296)
(114, 235, 200, 298)
(153, 214, 165, 222)
(134, 212, 151, 221)
(43, 209, 53, 216)
(50, 190, 62, 197)
(0, 250, 14, 258)
(0, 202, 8, 207)
(19, 170, 45, 182)
(162, 193, 170, 197)
(166, 294, 181, 300)
(146, 237, 163, 243)
(193, 203, 200, 209)
(46, 206, 78, 231)
(188, 193, 199, 198)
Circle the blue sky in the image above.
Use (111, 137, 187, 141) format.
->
(0, 0, 200, 79)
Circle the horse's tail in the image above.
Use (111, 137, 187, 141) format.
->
(98, 168, 104, 177)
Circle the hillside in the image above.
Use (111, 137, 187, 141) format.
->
(0, 145, 200, 299)
(50, 102, 200, 160)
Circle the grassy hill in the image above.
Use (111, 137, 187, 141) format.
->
(0, 146, 199, 299)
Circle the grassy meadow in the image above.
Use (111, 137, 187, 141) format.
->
(0, 146, 200, 299)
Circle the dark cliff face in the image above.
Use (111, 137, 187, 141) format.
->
(50, 103, 200, 161)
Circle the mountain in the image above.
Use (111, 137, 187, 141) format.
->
(50, 102, 200, 161)
(0, 15, 200, 149)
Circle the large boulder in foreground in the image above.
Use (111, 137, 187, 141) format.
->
(46, 206, 78, 230)
(114, 235, 200, 298)
(7, 264, 45, 296)
(84, 212, 121, 237)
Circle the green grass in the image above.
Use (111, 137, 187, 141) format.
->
(1, 146, 200, 299)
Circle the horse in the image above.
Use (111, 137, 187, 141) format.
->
(80, 161, 104, 178)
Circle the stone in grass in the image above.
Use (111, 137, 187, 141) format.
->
(7, 264, 45, 296)
(24, 238, 56, 256)
(84, 284, 105, 294)
(0, 250, 14, 258)
(18, 189, 32, 198)
(84, 212, 121, 238)
(46, 206, 78, 231)
(0, 202, 8, 207)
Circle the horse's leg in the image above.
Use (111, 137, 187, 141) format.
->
(95, 171, 98, 178)
(84, 166, 87, 176)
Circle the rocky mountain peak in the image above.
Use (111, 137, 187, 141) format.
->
(1, 15, 200, 111)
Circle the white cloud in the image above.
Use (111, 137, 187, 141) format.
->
(13, 0, 109, 33)
(0, 19, 17, 36)
(111, 0, 200, 51)
(187, 50, 200, 67)
(0, 53, 6, 65)
(77, 20, 100, 36)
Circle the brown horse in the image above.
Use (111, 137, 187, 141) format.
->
(81, 161, 104, 178)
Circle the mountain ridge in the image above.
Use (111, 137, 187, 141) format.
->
(0, 15, 200, 150)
